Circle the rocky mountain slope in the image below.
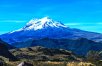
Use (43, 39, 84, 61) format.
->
(10, 46, 79, 61)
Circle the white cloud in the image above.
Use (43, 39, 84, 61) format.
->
(96, 22, 102, 25)
(0, 20, 26, 23)
(65, 23, 81, 26)
(65, 22, 102, 26)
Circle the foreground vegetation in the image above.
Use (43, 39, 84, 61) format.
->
(0, 46, 102, 66)
(0, 56, 97, 66)
(4, 61, 95, 66)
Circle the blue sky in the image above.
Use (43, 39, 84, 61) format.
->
(0, 0, 102, 34)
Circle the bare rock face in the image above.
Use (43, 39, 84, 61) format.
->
(17, 62, 33, 66)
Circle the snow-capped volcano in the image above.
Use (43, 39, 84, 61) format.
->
(24, 17, 67, 30)
(0, 17, 73, 43)
(0, 17, 102, 44)
(9, 17, 67, 34)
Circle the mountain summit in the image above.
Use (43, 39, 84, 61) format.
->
(0, 17, 102, 44)
(24, 17, 67, 30)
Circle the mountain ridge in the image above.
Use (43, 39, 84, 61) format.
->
(10, 46, 78, 61)
(12, 38, 102, 55)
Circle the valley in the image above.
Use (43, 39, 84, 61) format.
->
(0, 17, 102, 66)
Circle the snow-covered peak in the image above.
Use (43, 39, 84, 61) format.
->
(39, 17, 52, 23)
(26, 17, 52, 26)
(23, 17, 67, 30)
